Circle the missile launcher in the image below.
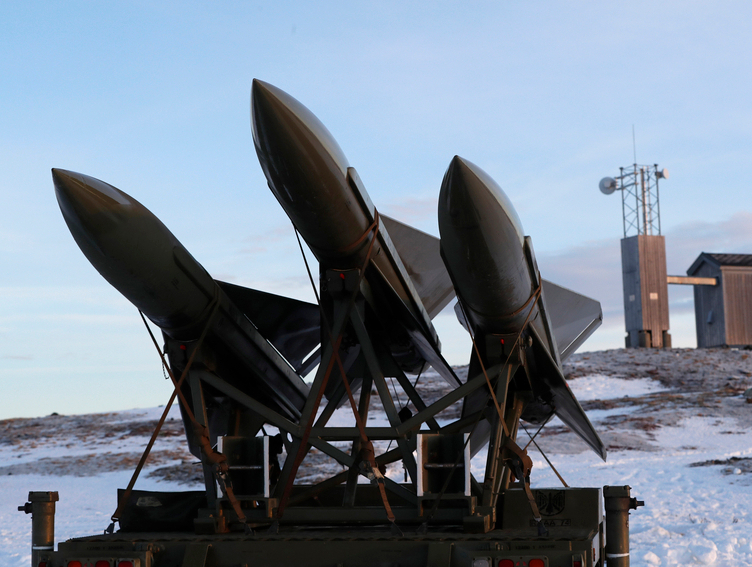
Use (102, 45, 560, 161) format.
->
(22, 82, 641, 567)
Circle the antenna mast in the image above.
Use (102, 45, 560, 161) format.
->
(599, 160, 671, 349)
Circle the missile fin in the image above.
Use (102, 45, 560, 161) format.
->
(381, 215, 456, 319)
(541, 279, 603, 362)
(453, 301, 470, 333)
(346, 168, 436, 334)
(369, 266, 462, 388)
(216, 281, 321, 374)
(527, 324, 607, 461)
(405, 326, 462, 388)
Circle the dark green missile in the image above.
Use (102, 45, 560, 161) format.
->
(438, 156, 606, 460)
(438, 156, 532, 334)
(252, 80, 365, 266)
(53, 168, 216, 339)
(52, 168, 314, 421)
(251, 80, 460, 388)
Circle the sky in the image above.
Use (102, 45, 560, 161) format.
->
(2, 1, 752, 419)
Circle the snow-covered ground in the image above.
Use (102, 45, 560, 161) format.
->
(2, 348, 752, 566)
(527, 383, 752, 566)
(0, 405, 198, 566)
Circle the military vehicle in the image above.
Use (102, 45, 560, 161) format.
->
(20, 80, 643, 567)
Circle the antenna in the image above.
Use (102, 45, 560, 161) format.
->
(632, 125, 637, 164)
(598, 163, 667, 238)
(599, 177, 617, 195)
(598, 160, 672, 350)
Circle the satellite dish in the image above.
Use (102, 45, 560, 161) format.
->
(599, 177, 617, 195)
(656, 168, 669, 179)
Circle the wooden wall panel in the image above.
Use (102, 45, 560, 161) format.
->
(621, 235, 670, 347)
(621, 236, 642, 333)
(722, 267, 752, 345)
(639, 236, 670, 346)
(693, 262, 724, 347)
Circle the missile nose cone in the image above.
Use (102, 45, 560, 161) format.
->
(438, 157, 532, 329)
(52, 169, 218, 337)
(439, 156, 481, 229)
(251, 79, 349, 183)
(438, 156, 524, 242)
(52, 168, 134, 241)
(250, 80, 370, 257)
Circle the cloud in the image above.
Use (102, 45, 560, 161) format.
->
(241, 223, 297, 246)
(236, 245, 268, 256)
(664, 212, 752, 273)
(382, 194, 439, 227)
(536, 239, 623, 319)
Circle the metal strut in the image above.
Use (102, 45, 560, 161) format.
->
(271, 212, 401, 533)
(447, 286, 548, 535)
(110, 295, 253, 536)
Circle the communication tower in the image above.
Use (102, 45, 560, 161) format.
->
(600, 164, 671, 348)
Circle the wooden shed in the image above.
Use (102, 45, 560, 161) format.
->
(688, 253, 752, 347)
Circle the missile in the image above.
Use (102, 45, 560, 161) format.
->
(251, 80, 367, 269)
(53, 168, 216, 339)
(251, 80, 459, 388)
(438, 156, 533, 334)
(438, 156, 606, 460)
(52, 168, 316, 423)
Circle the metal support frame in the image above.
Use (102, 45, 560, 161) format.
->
(188, 372, 218, 506)
(343, 372, 373, 506)
(178, 267, 536, 530)
(616, 164, 663, 238)
(480, 364, 515, 510)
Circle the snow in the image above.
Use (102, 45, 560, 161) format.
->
(2, 355, 752, 566)
(3, 472, 192, 567)
(508, 368, 752, 566)
(0, 405, 196, 567)
(566, 374, 670, 401)
(518, 416, 752, 566)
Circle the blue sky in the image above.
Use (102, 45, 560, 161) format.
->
(2, 1, 752, 419)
